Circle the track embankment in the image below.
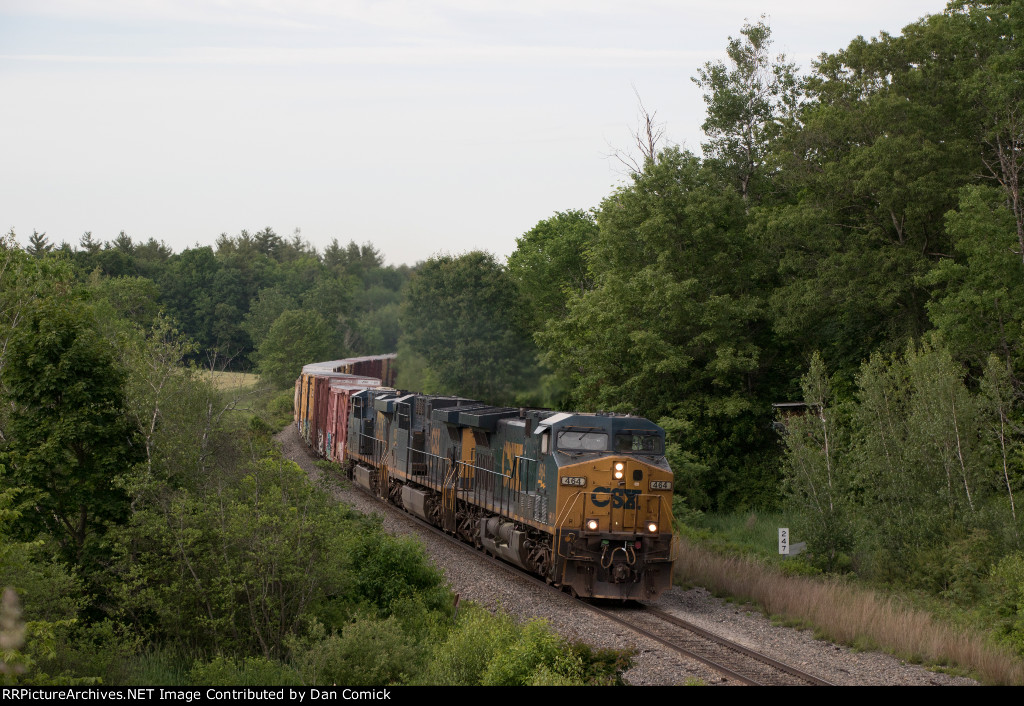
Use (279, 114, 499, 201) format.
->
(275, 425, 978, 686)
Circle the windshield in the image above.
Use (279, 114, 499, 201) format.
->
(557, 430, 608, 451)
(614, 432, 663, 454)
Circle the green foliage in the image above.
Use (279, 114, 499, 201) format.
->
(113, 453, 354, 657)
(506, 209, 598, 333)
(264, 388, 299, 432)
(400, 251, 539, 404)
(120, 315, 216, 490)
(287, 616, 419, 686)
(851, 342, 989, 568)
(692, 18, 801, 203)
(0, 487, 84, 624)
(0, 484, 84, 686)
(9, 7, 1024, 683)
(336, 524, 450, 618)
(394, 339, 443, 394)
(242, 287, 298, 350)
(781, 353, 853, 571)
(537, 148, 773, 505)
(34, 620, 143, 686)
(420, 604, 598, 686)
(255, 310, 340, 389)
(912, 529, 1000, 603)
(927, 185, 1024, 374)
(188, 656, 300, 686)
(1, 296, 142, 569)
(26, 231, 52, 258)
(87, 275, 162, 329)
(779, 339, 1024, 599)
(988, 552, 1024, 656)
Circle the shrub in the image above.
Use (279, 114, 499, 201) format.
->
(988, 552, 1024, 656)
(289, 616, 420, 686)
(188, 656, 301, 686)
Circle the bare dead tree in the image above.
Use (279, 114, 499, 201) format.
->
(606, 87, 669, 175)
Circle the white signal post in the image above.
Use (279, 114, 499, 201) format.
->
(778, 527, 789, 555)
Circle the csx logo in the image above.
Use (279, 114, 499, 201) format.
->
(590, 487, 641, 508)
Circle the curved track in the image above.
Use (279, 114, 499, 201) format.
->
(348, 475, 834, 686)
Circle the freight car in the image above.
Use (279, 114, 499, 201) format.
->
(296, 355, 675, 600)
(295, 355, 397, 460)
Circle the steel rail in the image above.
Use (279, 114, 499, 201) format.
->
(343, 474, 833, 686)
(636, 604, 834, 686)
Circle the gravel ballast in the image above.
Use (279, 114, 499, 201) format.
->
(277, 425, 978, 686)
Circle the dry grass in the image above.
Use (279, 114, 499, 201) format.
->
(204, 371, 260, 391)
(674, 538, 1024, 685)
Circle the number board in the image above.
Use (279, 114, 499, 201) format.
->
(649, 480, 671, 491)
(560, 476, 587, 487)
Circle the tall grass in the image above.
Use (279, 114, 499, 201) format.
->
(204, 370, 259, 391)
(674, 538, 1024, 685)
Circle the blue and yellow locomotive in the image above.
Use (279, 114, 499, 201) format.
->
(343, 388, 675, 600)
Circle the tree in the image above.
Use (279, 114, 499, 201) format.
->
(1, 297, 142, 568)
(25, 231, 51, 259)
(110, 230, 135, 255)
(242, 287, 299, 350)
(927, 185, 1024, 378)
(400, 252, 538, 404)
(254, 310, 339, 389)
(763, 11, 980, 381)
(0, 238, 75, 442)
(113, 455, 354, 657)
(506, 210, 598, 334)
(537, 149, 772, 505)
(78, 232, 100, 255)
(692, 18, 801, 204)
(607, 89, 669, 175)
(848, 341, 993, 574)
(781, 353, 852, 570)
(946, 0, 1024, 264)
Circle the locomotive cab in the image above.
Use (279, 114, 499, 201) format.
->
(538, 413, 675, 599)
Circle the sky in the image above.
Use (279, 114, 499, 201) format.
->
(1, 0, 950, 266)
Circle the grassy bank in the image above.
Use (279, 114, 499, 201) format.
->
(674, 525, 1024, 684)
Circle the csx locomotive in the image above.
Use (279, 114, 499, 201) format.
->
(296, 355, 675, 600)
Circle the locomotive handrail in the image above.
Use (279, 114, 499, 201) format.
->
(405, 445, 544, 525)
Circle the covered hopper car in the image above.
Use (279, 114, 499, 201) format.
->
(295, 355, 675, 600)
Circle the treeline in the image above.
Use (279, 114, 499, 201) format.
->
(392, 0, 1024, 647)
(18, 226, 409, 379)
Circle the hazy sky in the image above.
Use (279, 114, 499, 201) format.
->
(1, 0, 948, 266)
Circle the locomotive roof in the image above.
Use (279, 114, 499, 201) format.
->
(534, 412, 664, 436)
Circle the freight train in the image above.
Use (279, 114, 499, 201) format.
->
(295, 354, 675, 600)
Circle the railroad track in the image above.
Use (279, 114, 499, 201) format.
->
(342, 477, 833, 686)
(594, 603, 833, 686)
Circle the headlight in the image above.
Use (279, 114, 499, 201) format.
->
(613, 462, 624, 479)
(647, 522, 658, 533)
(586, 518, 599, 531)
